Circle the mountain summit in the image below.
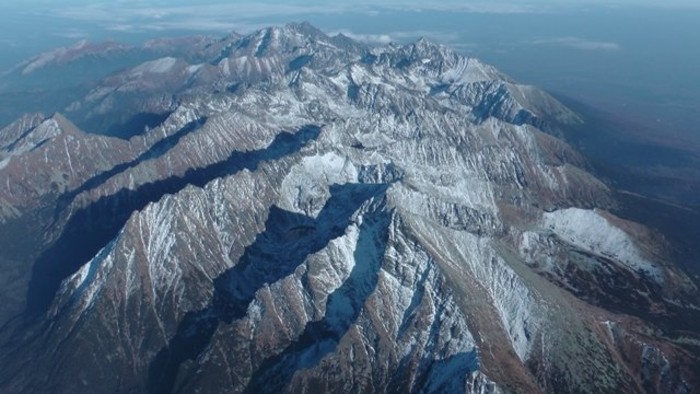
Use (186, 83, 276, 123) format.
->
(0, 23, 697, 394)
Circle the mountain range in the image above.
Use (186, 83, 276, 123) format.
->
(0, 22, 698, 394)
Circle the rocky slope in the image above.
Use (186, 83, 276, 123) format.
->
(0, 22, 698, 394)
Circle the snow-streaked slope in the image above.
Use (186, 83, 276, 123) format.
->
(0, 23, 697, 394)
(542, 208, 663, 280)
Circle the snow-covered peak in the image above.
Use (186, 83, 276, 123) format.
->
(360, 37, 507, 88)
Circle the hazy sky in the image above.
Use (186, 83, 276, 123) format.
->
(1, 0, 696, 50)
(3, 1, 700, 33)
(1, 1, 697, 39)
(1, 0, 699, 140)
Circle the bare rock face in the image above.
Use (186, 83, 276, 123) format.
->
(0, 23, 698, 394)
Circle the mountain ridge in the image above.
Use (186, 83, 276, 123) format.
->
(0, 22, 697, 394)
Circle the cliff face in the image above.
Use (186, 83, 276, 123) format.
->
(0, 23, 697, 394)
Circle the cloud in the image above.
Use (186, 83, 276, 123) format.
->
(53, 0, 475, 43)
(49, 1, 551, 36)
(368, 2, 548, 14)
(53, 29, 89, 39)
(531, 37, 621, 51)
(0, 39, 18, 48)
(21, 0, 700, 23)
(53, 1, 547, 23)
(54, 3, 350, 35)
(332, 29, 461, 45)
(56, 3, 347, 24)
(336, 32, 394, 45)
(36, 1, 681, 50)
(105, 20, 259, 34)
(449, 42, 479, 52)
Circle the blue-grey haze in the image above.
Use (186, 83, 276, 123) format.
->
(1, 1, 699, 144)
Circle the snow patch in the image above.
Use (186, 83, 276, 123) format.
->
(187, 64, 203, 74)
(542, 208, 663, 281)
(442, 58, 498, 84)
(279, 152, 359, 216)
(22, 40, 89, 75)
(132, 57, 177, 75)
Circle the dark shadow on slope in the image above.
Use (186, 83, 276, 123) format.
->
(24, 125, 322, 321)
(243, 205, 392, 394)
(4, 123, 41, 152)
(148, 182, 389, 394)
(56, 117, 207, 214)
(105, 112, 174, 140)
(397, 265, 430, 338)
(470, 84, 548, 132)
(288, 55, 314, 72)
(412, 352, 479, 394)
(387, 351, 479, 394)
(254, 29, 273, 58)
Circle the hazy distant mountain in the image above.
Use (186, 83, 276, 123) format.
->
(0, 22, 697, 394)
